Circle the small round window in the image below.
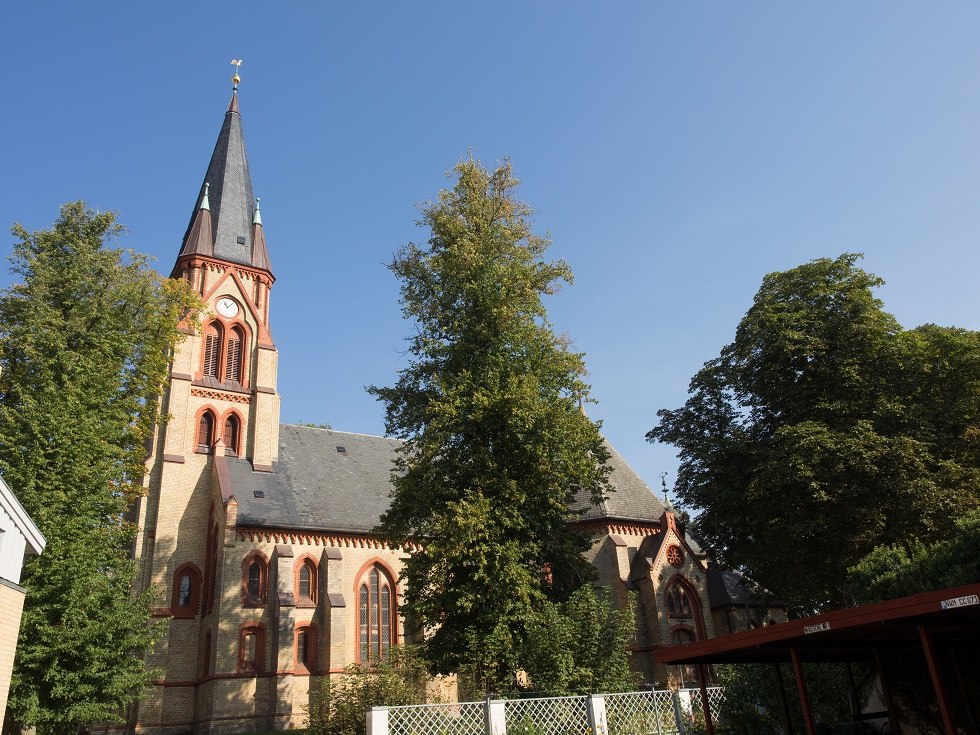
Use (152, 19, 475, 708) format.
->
(666, 544, 684, 568)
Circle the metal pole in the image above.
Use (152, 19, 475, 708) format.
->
(789, 648, 817, 735)
(696, 664, 716, 735)
(918, 625, 956, 735)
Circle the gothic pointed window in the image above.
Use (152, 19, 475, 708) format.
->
(226, 326, 245, 384)
(203, 322, 222, 378)
(238, 624, 265, 674)
(170, 563, 202, 618)
(296, 557, 317, 606)
(224, 413, 241, 456)
(296, 625, 316, 672)
(666, 582, 694, 619)
(358, 565, 395, 664)
(198, 410, 215, 452)
(242, 552, 267, 606)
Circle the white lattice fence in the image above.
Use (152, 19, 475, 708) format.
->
(503, 696, 590, 735)
(385, 701, 486, 735)
(604, 691, 677, 735)
(369, 689, 725, 735)
(683, 688, 727, 731)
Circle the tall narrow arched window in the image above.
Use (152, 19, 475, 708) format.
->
(198, 410, 215, 452)
(171, 563, 202, 618)
(238, 624, 265, 674)
(358, 565, 395, 664)
(296, 624, 316, 672)
(224, 413, 241, 456)
(296, 558, 317, 605)
(226, 325, 245, 384)
(203, 322, 223, 378)
(242, 552, 267, 606)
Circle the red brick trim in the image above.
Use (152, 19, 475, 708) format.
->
(236, 528, 395, 549)
(241, 549, 269, 607)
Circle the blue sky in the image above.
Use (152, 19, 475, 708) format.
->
(4, 3, 980, 501)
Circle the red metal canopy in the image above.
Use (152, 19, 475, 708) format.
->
(654, 582, 980, 735)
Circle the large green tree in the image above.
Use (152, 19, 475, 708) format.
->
(370, 158, 611, 691)
(0, 203, 199, 735)
(648, 254, 980, 610)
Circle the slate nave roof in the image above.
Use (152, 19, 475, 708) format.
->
(230, 424, 669, 534)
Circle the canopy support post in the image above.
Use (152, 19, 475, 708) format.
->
(918, 624, 955, 735)
(790, 647, 816, 735)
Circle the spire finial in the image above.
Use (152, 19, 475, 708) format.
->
(200, 183, 210, 211)
(231, 59, 243, 91)
(253, 197, 262, 226)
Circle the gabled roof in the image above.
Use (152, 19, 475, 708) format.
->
(178, 92, 268, 271)
(231, 425, 670, 534)
(571, 441, 668, 523)
(0, 474, 45, 555)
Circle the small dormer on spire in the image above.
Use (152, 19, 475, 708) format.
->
(181, 183, 214, 258)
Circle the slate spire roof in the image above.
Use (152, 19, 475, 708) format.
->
(178, 89, 271, 272)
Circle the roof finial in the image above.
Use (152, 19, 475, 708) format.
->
(200, 182, 210, 211)
(231, 59, 243, 92)
(253, 197, 262, 226)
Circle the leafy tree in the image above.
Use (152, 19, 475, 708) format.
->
(523, 586, 638, 695)
(369, 158, 611, 691)
(0, 203, 200, 735)
(648, 254, 980, 610)
(848, 508, 980, 603)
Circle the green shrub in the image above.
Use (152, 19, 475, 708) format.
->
(307, 646, 430, 735)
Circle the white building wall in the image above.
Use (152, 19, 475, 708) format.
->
(0, 504, 29, 584)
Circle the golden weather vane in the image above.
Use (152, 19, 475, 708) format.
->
(231, 59, 243, 89)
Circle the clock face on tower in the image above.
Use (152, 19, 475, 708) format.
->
(216, 297, 239, 318)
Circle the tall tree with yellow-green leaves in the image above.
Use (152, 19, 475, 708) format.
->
(0, 203, 200, 735)
(370, 159, 611, 692)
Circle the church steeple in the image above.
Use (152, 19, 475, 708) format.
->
(176, 84, 271, 274)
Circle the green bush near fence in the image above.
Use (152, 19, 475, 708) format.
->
(307, 646, 430, 735)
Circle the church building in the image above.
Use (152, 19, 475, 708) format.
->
(125, 81, 769, 735)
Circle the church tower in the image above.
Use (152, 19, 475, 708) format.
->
(130, 74, 282, 733)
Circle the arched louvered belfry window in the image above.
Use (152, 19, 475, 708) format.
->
(203, 322, 223, 378)
(225, 325, 245, 384)
(224, 413, 241, 456)
(198, 410, 215, 451)
(358, 565, 395, 664)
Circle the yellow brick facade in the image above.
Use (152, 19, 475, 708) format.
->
(0, 582, 27, 732)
